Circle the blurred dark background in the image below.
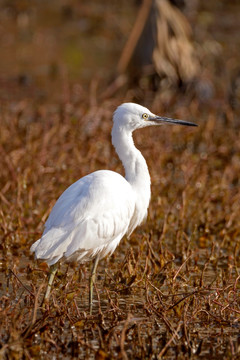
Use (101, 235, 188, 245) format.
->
(0, 0, 239, 111)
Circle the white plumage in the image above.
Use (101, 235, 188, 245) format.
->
(30, 102, 196, 309)
(31, 170, 136, 265)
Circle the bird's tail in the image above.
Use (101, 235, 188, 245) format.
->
(30, 227, 70, 265)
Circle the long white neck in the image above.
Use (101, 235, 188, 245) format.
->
(111, 123, 151, 219)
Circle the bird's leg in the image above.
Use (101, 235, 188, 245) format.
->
(89, 254, 100, 315)
(43, 262, 58, 304)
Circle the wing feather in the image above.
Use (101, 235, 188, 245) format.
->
(31, 170, 136, 264)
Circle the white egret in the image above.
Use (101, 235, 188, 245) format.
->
(30, 103, 197, 313)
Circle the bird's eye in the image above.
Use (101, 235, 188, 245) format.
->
(142, 113, 149, 120)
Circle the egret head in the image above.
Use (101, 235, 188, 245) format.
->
(113, 103, 197, 131)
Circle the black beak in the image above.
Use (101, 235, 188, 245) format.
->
(149, 116, 197, 127)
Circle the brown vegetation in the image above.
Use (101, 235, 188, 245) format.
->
(0, 0, 240, 359)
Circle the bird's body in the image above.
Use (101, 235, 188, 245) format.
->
(31, 170, 141, 265)
(30, 102, 197, 311)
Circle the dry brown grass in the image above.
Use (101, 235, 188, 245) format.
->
(0, 87, 240, 359)
(1, 0, 240, 359)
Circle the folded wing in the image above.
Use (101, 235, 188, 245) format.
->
(30, 170, 136, 265)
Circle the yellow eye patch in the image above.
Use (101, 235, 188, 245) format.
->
(142, 113, 149, 119)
